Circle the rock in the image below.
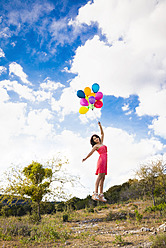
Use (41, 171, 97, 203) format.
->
(157, 222, 166, 232)
(140, 227, 150, 232)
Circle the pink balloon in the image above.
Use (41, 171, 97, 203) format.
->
(94, 100, 103, 108)
(95, 92, 103, 100)
(80, 98, 89, 106)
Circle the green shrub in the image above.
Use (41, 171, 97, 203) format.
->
(63, 214, 69, 222)
(135, 210, 143, 222)
(151, 233, 166, 248)
(87, 207, 94, 213)
(107, 210, 127, 221)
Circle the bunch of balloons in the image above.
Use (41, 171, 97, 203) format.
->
(77, 83, 103, 114)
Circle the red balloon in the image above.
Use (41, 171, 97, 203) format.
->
(94, 100, 103, 108)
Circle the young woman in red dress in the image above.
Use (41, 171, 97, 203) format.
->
(82, 122, 107, 202)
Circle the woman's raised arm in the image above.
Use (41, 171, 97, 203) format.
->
(98, 122, 104, 143)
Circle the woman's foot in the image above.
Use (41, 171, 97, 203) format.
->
(92, 192, 100, 201)
(99, 193, 107, 202)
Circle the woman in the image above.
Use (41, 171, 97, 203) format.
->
(82, 122, 107, 202)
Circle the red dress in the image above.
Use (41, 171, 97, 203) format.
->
(95, 145, 107, 175)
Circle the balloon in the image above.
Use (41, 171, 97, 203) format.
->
(84, 87, 91, 96)
(89, 96, 95, 104)
(79, 106, 89, 114)
(80, 98, 89, 106)
(77, 90, 85, 98)
(95, 92, 103, 100)
(94, 100, 103, 108)
(89, 93, 96, 97)
(92, 83, 100, 93)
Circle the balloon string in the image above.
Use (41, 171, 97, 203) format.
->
(92, 109, 99, 122)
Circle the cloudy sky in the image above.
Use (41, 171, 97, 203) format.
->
(0, 0, 166, 199)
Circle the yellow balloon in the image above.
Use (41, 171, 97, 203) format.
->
(79, 106, 89, 114)
(84, 87, 91, 96)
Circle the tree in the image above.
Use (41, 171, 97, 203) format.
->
(22, 161, 52, 220)
(136, 157, 166, 206)
(0, 156, 77, 221)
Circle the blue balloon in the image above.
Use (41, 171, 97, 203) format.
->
(77, 90, 85, 98)
(92, 83, 100, 93)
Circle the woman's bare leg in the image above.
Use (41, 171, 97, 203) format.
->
(95, 173, 105, 193)
(99, 174, 105, 194)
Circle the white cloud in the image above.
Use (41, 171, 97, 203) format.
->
(0, 66, 7, 75)
(0, 48, 5, 57)
(75, 0, 166, 47)
(136, 87, 166, 117)
(70, 34, 166, 97)
(149, 116, 166, 139)
(23, 109, 54, 139)
(7, 2, 54, 26)
(0, 87, 9, 102)
(71, 0, 166, 96)
(0, 27, 11, 38)
(103, 126, 164, 188)
(122, 103, 129, 112)
(1, 80, 35, 101)
(41, 78, 64, 91)
(0, 101, 27, 144)
(9, 62, 31, 85)
(50, 87, 80, 121)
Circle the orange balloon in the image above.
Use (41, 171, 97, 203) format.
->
(89, 93, 96, 97)
(84, 87, 91, 96)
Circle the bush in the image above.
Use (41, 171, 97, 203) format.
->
(135, 210, 143, 222)
(1, 206, 10, 217)
(144, 203, 166, 217)
(151, 233, 166, 248)
(63, 214, 69, 222)
(107, 210, 127, 221)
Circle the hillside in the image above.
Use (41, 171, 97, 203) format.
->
(0, 199, 166, 247)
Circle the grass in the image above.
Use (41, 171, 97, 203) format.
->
(0, 200, 166, 247)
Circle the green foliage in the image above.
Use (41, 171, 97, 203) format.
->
(113, 235, 126, 246)
(135, 210, 143, 222)
(1, 206, 10, 217)
(63, 214, 69, 222)
(107, 210, 127, 221)
(136, 158, 166, 206)
(144, 203, 166, 217)
(86, 207, 94, 213)
(151, 233, 166, 248)
(23, 162, 52, 185)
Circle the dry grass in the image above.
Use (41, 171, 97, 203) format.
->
(0, 199, 166, 248)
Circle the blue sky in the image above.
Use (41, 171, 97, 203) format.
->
(0, 0, 166, 199)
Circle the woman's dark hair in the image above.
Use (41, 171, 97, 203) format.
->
(90, 134, 101, 147)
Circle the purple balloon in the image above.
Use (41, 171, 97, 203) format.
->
(95, 92, 103, 100)
(89, 96, 95, 104)
(80, 98, 89, 106)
